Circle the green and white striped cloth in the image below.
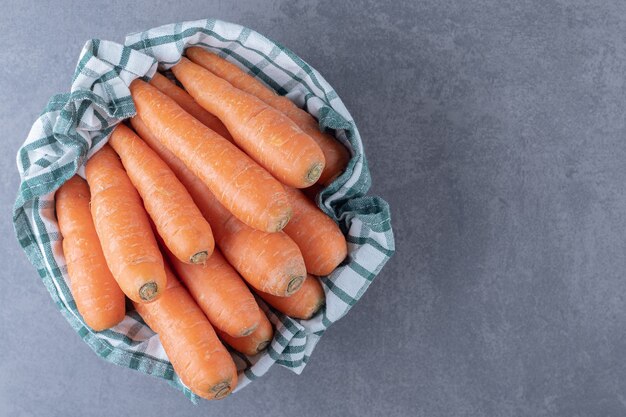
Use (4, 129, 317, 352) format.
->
(13, 19, 395, 402)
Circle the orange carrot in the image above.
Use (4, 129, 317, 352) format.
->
(149, 72, 233, 141)
(216, 215, 306, 296)
(130, 79, 291, 233)
(217, 311, 273, 356)
(283, 186, 347, 276)
(55, 176, 126, 331)
(186, 47, 349, 184)
(85, 144, 166, 303)
(134, 265, 237, 400)
(165, 246, 261, 337)
(172, 57, 325, 188)
(131, 116, 306, 296)
(257, 274, 325, 320)
(108, 124, 214, 264)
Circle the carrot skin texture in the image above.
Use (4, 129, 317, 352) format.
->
(130, 116, 227, 225)
(166, 247, 262, 337)
(257, 275, 325, 320)
(134, 266, 237, 400)
(55, 176, 126, 331)
(131, 116, 306, 297)
(130, 79, 291, 233)
(149, 72, 233, 141)
(85, 144, 166, 303)
(217, 312, 274, 356)
(186, 47, 349, 184)
(172, 57, 325, 188)
(283, 187, 347, 276)
(109, 125, 214, 264)
(217, 216, 306, 296)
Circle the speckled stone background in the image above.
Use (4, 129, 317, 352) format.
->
(3, 1, 626, 416)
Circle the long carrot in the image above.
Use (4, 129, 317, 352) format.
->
(130, 79, 292, 233)
(131, 116, 306, 296)
(149, 72, 233, 141)
(217, 311, 273, 356)
(85, 144, 166, 303)
(108, 124, 214, 264)
(186, 47, 349, 184)
(55, 176, 126, 331)
(134, 265, 237, 400)
(165, 246, 261, 337)
(283, 186, 347, 276)
(256, 275, 325, 320)
(172, 57, 326, 188)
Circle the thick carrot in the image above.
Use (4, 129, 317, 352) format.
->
(186, 47, 349, 184)
(216, 216, 306, 296)
(108, 124, 214, 264)
(85, 144, 166, 303)
(149, 72, 233, 141)
(55, 176, 126, 331)
(283, 186, 347, 276)
(134, 265, 237, 400)
(172, 57, 325, 188)
(165, 246, 261, 337)
(217, 311, 273, 356)
(130, 79, 291, 233)
(256, 275, 325, 320)
(131, 116, 306, 296)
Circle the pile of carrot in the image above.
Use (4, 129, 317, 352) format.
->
(55, 49, 349, 401)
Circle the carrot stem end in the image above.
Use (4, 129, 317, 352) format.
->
(190, 251, 209, 264)
(305, 162, 324, 185)
(211, 381, 232, 400)
(286, 275, 305, 296)
(256, 340, 270, 353)
(139, 281, 159, 302)
(273, 211, 292, 232)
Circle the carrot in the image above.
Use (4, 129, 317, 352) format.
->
(149, 72, 233, 141)
(134, 265, 237, 400)
(130, 79, 292, 233)
(172, 57, 326, 188)
(283, 186, 347, 276)
(217, 311, 273, 356)
(256, 274, 325, 320)
(108, 124, 214, 264)
(131, 116, 306, 296)
(186, 47, 350, 184)
(216, 215, 306, 296)
(165, 246, 262, 337)
(55, 176, 126, 331)
(85, 144, 166, 303)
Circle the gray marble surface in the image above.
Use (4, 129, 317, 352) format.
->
(3, 1, 626, 416)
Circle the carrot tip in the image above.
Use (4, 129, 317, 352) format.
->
(305, 162, 324, 185)
(286, 275, 305, 296)
(256, 340, 270, 353)
(189, 251, 208, 264)
(139, 281, 159, 302)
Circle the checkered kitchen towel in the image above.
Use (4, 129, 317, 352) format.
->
(13, 19, 395, 402)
